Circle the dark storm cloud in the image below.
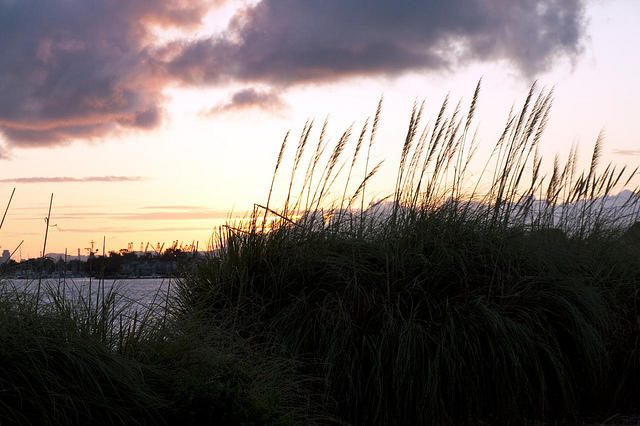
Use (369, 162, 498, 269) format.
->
(0, 0, 212, 147)
(205, 88, 285, 115)
(168, 0, 586, 85)
(0, 0, 586, 148)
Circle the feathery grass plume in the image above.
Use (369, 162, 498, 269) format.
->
(502, 94, 551, 224)
(423, 118, 453, 205)
(311, 124, 352, 216)
(542, 154, 562, 226)
(556, 142, 579, 226)
(588, 131, 604, 187)
(412, 95, 450, 208)
(434, 100, 464, 203)
(405, 120, 431, 201)
(347, 160, 384, 210)
(174, 82, 640, 425)
(360, 96, 383, 227)
(513, 81, 537, 142)
(532, 89, 553, 147)
(338, 118, 369, 223)
(300, 116, 329, 213)
(453, 79, 481, 201)
(411, 106, 464, 212)
(283, 120, 313, 218)
(480, 106, 515, 204)
(457, 128, 480, 197)
(491, 84, 537, 221)
(575, 133, 605, 235)
(262, 131, 290, 232)
(393, 100, 424, 221)
(417, 95, 452, 208)
(588, 131, 605, 200)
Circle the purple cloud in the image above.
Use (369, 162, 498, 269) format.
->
(0, 0, 587, 149)
(0, 0, 213, 147)
(205, 88, 286, 115)
(168, 0, 586, 86)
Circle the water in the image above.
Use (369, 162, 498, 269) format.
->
(2, 277, 172, 307)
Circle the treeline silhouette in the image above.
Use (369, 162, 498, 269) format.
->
(1, 248, 201, 278)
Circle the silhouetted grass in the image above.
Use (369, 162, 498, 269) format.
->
(177, 82, 640, 424)
(2, 82, 639, 424)
(0, 279, 310, 425)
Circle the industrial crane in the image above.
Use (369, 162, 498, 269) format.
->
(84, 240, 97, 256)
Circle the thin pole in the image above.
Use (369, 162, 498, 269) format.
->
(41, 193, 53, 262)
(5, 239, 23, 263)
(37, 193, 53, 307)
(101, 236, 106, 308)
(0, 187, 15, 231)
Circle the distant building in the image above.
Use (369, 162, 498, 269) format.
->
(1, 249, 10, 262)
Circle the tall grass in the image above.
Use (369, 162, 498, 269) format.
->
(178, 82, 640, 424)
(0, 278, 311, 425)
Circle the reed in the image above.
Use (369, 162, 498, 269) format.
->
(178, 82, 640, 424)
(2, 82, 639, 424)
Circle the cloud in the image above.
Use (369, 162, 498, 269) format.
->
(0, 0, 587, 148)
(58, 226, 214, 233)
(141, 205, 208, 210)
(168, 0, 586, 86)
(116, 210, 228, 220)
(0, 0, 214, 147)
(613, 149, 640, 156)
(32, 207, 228, 220)
(0, 176, 146, 183)
(11, 204, 104, 210)
(205, 88, 286, 115)
(10, 208, 227, 222)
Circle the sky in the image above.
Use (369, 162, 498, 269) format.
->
(0, 0, 639, 258)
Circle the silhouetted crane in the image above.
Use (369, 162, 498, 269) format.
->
(84, 240, 97, 256)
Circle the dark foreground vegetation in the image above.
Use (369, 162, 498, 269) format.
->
(0, 279, 305, 425)
(2, 82, 640, 424)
